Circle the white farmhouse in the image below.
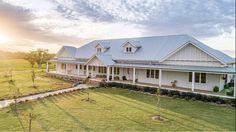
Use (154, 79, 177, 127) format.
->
(47, 35, 235, 97)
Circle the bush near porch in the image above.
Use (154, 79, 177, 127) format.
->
(105, 82, 236, 107)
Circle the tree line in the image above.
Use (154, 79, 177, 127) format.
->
(0, 49, 55, 68)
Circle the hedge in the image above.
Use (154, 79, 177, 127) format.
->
(105, 82, 236, 107)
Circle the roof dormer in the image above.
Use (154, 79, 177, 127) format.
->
(95, 42, 110, 53)
(122, 41, 141, 53)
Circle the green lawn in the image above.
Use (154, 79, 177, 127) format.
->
(0, 88, 235, 131)
(0, 59, 72, 100)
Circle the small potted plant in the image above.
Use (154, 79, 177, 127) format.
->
(171, 80, 177, 87)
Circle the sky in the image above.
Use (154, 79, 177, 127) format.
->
(0, 0, 235, 57)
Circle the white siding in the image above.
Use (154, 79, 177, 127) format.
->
(56, 63, 66, 73)
(135, 69, 221, 91)
(66, 64, 77, 75)
(162, 44, 223, 67)
(137, 69, 159, 84)
(56, 63, 77, 75)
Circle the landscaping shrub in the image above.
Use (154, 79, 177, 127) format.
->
(160, 89, 168, 95)
(106, 82, 236, 107)
(224, 84, 229, 90)
(225, 87, 234, 96)
(213, 86, 219, 92)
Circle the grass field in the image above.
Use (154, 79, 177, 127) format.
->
(0, 59, 72, 100)
(0, 88, 235, 131)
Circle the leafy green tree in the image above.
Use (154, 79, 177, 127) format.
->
(23, 49, 54, 69)
(34, 49, 53, 69)
(24, 51, 37, 68)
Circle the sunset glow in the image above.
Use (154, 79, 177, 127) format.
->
(0, 33, 10, 44)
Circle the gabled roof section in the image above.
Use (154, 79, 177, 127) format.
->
(85, 54, 115, 66)
(56, 46, 77, 58)
(74, 34, 233, 64)
(122, 40, 141, 48)
(95, 42, 110, 49)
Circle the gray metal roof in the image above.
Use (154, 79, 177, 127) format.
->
(73, 34, 233, 64)
(96, 54, 115, 66)
(48, 59, 84, 64)
(114, 63, 235, 74)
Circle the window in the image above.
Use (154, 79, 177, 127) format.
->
(98, 66, 107, 73)
(80, 65, 83, 70)
(195, 73, 200, 83)
(189, 72, 206, 83)
(189, 72, 192, 82)
(97, 48, 102, 53)
(114, 67, 120, 75)
(155, 70, 159, 79)
(146, 69, 159, 79)
(88, 66, 92, 70)
(76, 65, 78, 69)
(93, 66, 95, 71)
(84, 65, 86, 70)
(61, 64, 66, 69)
(126, 47, 132, 53)
(151, 70, 155, 78)
(201, 73, 206, 83)
(146, 69, 150, 78)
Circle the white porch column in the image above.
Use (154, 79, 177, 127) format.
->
(159, 69, 162, 87)
(107, 66, 110, 82)
(65, 64, 68, 74)
(112, 67, 114, 81)
(234, 74, 236, 97)
(77, 64, 80, 76)
(133, 68, 136, 84)
(86, 65, 89, 77)
(46, 61, 49, 72)
(192, 72, 195, 92)
(55, 63, 58, 73)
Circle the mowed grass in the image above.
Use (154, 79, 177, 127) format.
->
(0, 88, 235, 131)
(0, 59, 72, 100)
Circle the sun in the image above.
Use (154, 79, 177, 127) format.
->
(0, 32, 10, 44)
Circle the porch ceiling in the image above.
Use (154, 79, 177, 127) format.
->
(114, 63, 235, 74)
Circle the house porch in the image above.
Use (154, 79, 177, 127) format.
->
(46, 61, 235, 97)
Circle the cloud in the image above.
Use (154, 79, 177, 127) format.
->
(0, 0, 235, 56)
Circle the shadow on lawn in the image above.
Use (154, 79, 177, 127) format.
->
(45, 96, 91, 131)
(94, 89, 218, 130)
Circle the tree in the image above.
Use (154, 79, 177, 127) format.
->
(23, 49, 54, 69)
(6, 70, 20, 113)
(24, 51, 37, 68)
(156, 88, 161, 120)
(34, 49, 53, 69)
(31, 69, 36, 88)
(28, 112, 36, 132)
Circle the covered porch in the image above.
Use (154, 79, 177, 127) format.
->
(46, 59, 235, 97)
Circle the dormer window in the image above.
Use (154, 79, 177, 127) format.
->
(126, 47, 132, 53)
(97, 47, 102, 53)
(122, 40, 141, 53)
(95, 42, 110, 53)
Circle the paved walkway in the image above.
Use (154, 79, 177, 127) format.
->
(0, 84, 93, 109)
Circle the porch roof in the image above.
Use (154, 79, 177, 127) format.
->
(114, 63, 235, 74)
(48, 59, 84, 64)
